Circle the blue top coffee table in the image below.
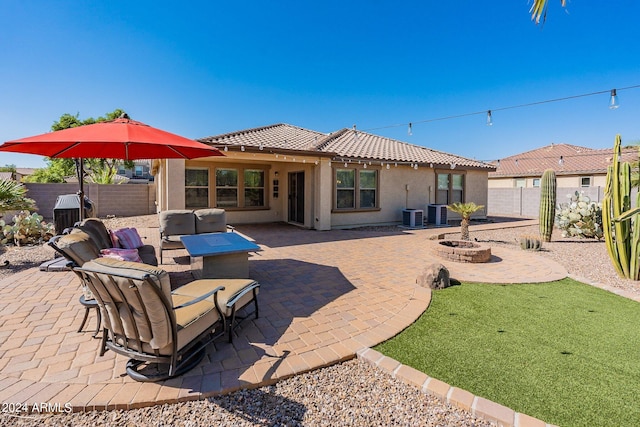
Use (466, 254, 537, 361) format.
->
(180, 232, 260, 279)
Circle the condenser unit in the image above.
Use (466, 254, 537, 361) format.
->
(427, 204, 448, 226)
(402, 209, 424, 228)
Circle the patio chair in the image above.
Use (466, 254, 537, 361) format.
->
(75, 257, 227, 381)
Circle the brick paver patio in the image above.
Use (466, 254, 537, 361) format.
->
(0, 219, 567, 422)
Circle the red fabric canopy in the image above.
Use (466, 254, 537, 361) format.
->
(0, 117, 222, 160)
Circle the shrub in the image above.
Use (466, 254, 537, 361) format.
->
(0, 211, 55, 246)
(555, 191, 603, 239)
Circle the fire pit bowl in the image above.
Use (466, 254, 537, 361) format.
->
(434, 240, 492, 263)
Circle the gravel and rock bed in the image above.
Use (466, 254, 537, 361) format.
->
(0, 215, 636, 426)
(1, 358, 494, 427)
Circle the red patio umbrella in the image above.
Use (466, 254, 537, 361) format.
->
(0, 114, 223, 220)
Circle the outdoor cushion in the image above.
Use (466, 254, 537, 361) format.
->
(100, 248, 143, 263)
(113, 227, 145, 249)
(56, 231, 101, 266)
(194, 208, 227, 234)
(159, 210, 196, 236)
(78, 218, 113, 250)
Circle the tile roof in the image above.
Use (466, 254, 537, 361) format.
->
(489, 143, 639, 177)
(199, 123, 494, 170)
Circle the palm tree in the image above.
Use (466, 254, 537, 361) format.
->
(0, 178, 36, 217)
(530, 0, 567, 24)
(447, 202, 484, 241)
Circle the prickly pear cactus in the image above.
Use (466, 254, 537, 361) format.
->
(539, 169, 557, 242)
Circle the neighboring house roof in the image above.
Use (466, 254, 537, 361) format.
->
(199, 123, 494, 170)
(0, 172, 15, 181)
(489, 143, 639, 178)
(15, 168, 36, 176)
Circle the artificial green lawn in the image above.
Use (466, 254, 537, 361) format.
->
(375, 278, 640, 427)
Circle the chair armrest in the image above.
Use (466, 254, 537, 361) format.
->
(226, 225, 235, 232)
(225, 282, 260, 308)
(172, 286, 225, 310)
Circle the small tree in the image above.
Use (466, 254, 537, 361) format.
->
(447, 202, 484, 241)
(0, 178, 36, 217)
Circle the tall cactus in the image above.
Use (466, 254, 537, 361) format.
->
(602, 134, 640, 279)
(539, 169, 556, 242)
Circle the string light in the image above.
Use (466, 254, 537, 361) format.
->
(361, 84, 640, 133)
(486, 110, 493, 126)
(408, 122, 413, 136)
(609, 89, 620, 110)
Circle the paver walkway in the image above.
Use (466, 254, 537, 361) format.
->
(0, 219, 567, 414)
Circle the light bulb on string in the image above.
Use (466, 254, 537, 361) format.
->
(408, 122, 413, 136)
(240, 145, 245, 152)
(486, 110, 493, 126)
(609, 89, 620, 109)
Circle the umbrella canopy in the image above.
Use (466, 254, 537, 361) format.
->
(0, 115, 223, 221)
(0, 116, 222, 160)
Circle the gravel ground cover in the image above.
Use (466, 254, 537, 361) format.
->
(0, 215, 636, 426)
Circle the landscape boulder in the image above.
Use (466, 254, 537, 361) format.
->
(417, 263, 451, 290)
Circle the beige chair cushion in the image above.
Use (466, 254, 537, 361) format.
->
(83, 258, 173, 350)
(82, 258, 222, 356)
(173, 279, 259, 317)
(78, 218, 112, 250)
(57, 231, 101, 266)
(194, 208, 227, 234)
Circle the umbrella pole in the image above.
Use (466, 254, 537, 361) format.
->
(75, 158, 85, 221)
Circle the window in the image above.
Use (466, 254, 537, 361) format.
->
(134, 165, 144, 177)
(335, 168, 378, 210)
(515, 178, 525, 188)
(581, 176, 591, 187)
(436, 173, 465, 204)
(185, 168, 209, 208)
(533, 178, 541, 187)
(244, 169, 265, 207)
(215, 168, 238, 207)
(214, 167, 268, 208)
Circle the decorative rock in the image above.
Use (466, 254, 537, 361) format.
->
(417, 263, 451, 289)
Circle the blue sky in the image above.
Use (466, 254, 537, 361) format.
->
(1, 1, 639, 168)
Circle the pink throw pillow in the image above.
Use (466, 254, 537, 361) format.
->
(108, 229, 121, 248)
(113, 228, 144, 249)
(100, 248, 143, 263)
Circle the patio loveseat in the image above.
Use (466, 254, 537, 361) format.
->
(158, 208, 232, 264)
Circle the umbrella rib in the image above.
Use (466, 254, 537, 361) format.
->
(166, 145, 189, 159)
(51, 142, 82, 158)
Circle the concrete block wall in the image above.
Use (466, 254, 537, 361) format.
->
(23, 183, 157, 219)
(488, 186, 606, 218)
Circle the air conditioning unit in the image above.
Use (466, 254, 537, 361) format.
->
(402, 209, 424, 228)
(427, 204, 448, 226)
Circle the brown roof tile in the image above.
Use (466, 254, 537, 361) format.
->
(489, 143, 639, 177)
(199, 124, 494, 170)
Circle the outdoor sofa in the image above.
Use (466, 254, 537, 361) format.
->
(158, 208, 232, 264)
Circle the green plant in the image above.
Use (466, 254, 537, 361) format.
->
(555, 191, 603, 239)
(603, 134, 640, 279)
(539, 169, 556, 242)
(0, 178, 36, 216)
(519, 234, 542, 250)
(0, 211, 54, 246)
(446, 202, 484, 241)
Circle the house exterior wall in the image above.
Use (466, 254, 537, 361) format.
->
(161, 153, 491, 229)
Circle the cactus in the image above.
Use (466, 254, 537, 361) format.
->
(539, 169, 556, 242)
(520, 235, 542, 251)
(602, 134, 640, 279)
